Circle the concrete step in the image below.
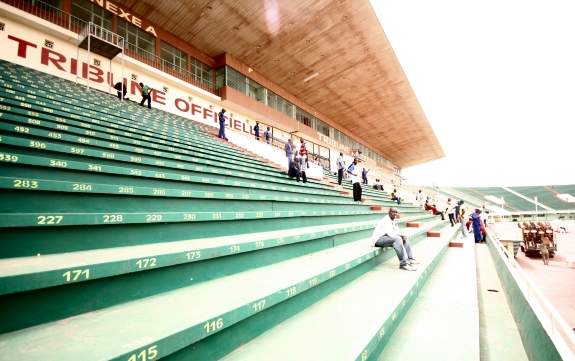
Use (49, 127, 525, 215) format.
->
(378, 234, 480, 360)
(219, 226, 460, 361)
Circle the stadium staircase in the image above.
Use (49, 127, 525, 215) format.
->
(0, 60, 490, 360)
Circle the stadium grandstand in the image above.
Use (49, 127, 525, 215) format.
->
(0, 1, 573, 360)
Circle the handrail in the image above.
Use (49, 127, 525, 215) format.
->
(1, 0, 218, 95)
(487, 227, 575, 358)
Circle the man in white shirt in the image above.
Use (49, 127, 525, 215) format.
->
(371, 207, 419, 271)
(416, 190, 425, 208)
(446, 198, 455, 227)
(336, 152, 345, 185)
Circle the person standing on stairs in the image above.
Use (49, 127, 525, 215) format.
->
(362, 168, 370, 184)
(299, 138, 308, 171)
(347, 159, 362, 202)
(254, 122, 260, 141)
(371, 207, 419, 271)
(218, 108, 228, 140)
(285, 138, 294, 171)
(336, 152, 345, 185)
(472, 209, 483, 243)
(139, 82, 153, 109)
(264, 127, 271, 144)
(446, 198, 456, 227)
(459, 203, 468, 239)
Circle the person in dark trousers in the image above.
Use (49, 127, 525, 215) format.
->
(348, 158, 362, 202)
(139, 82, 153, 109)
(218, 108, 228, 140)
(288, 156, 306, 183)
(254, 122, 260, 140)
(391, 189, 402, 205)
(336, 152, 345, 185)
(472, 209, 483, 243)
(114, 82, 127, 100)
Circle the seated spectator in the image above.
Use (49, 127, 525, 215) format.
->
(425, 201, 445, 220)
(390, 189, 401, 205)
(371, 207, 419, 271)
(288, 156, 306, 183)
(373, 179, 383, 191)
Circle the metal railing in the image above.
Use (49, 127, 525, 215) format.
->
(79, 22, 124, 49)
(487, 227, 575, 358)
(1, 0, 218, 95)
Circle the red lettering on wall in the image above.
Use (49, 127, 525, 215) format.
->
(174, 98, 190, 112)
(41, 48, 66, 71)
(70, 58, 78, 76)
(233, 119, 242, 131)
(131, 81, 142, 96)
(85, 64, 104, 83)
(191, 104, 202, 116)
(152, 90, 166, 105)
(203, 108, 213, 120)
(8, 35, 37, 58)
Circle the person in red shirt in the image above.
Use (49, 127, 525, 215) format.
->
(425, 201, 444, 220)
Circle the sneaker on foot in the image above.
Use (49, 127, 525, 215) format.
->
(400, 264, 417, 271)
(409, 259, 420, 264)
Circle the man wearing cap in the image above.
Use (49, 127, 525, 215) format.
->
(371, 207, 419, 271)
(218, 108, 228, 140)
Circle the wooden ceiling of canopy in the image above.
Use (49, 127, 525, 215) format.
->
(114, 0, 444, 168)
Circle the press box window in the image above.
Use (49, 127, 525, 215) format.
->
(160, 41, 188, 73)
(117, 18, 156, 58)
(71, 0, 113, 31)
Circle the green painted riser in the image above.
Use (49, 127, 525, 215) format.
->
(0, 95, 281, 180)
(0, 143, 336, 199)
(0, 225, 377, 295)
(0, 213, 387, 257)
(0, 80, 223, 138)
(0, 83, 277, 171)
(164, 252, 386, 361)
(0, 164, 355, 205)
(0, 128, 329, 192)
(366, 242, 451, 361)
(0, 139, 330, 199)
(1, 232, 378, 334)
(0, 104, 279, 179)
(163, 226, 451, 361)
(0, 189, 370, 214)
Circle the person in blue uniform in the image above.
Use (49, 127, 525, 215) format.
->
(254, 122, 260, 140)
(218, 109, 228, 140)
(472, 209, 483, 243)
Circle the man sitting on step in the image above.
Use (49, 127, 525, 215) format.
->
(371, 207, 419, 271)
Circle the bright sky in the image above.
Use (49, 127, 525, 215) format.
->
(370, 0, 575, 187)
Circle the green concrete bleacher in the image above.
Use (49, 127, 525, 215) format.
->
(453, 187, 534, 211)
(0, 60, 456, 360)
(509, 186, 575, 211)
(471, 187, 536, 211)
